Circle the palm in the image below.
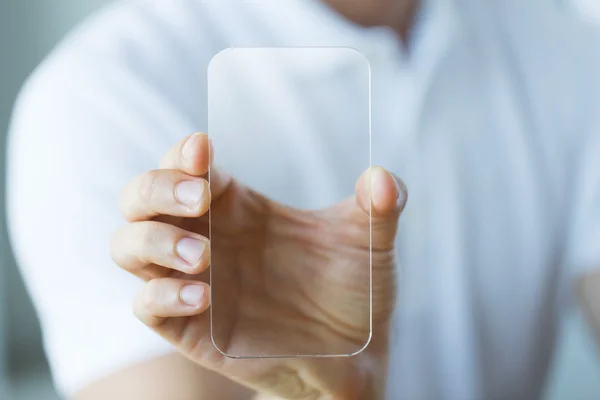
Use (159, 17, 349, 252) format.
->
(166, 177, 396, 387)
(115, 134, 404, 398)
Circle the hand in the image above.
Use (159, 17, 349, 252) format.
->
(110, 132, 407, 399)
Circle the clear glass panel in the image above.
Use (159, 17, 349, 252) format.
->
(208, 47, 371, 358)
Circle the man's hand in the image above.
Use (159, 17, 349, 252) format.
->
(110, 132, 407, 399)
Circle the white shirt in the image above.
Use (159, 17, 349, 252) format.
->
(7, 0, 600, 399)
(573, 0, 600, 23)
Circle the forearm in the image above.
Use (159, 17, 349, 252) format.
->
(75, 354, 253, 400)
(250, 355, 389, 400)
(251, 378, 385, 400)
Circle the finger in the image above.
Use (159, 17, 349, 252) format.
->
(159, 132, 233, 202)
(357, 166, 407, 248)
(119, 169, 210, 222)
(111, 221, 210, 277)
(160, 132, 211, 176)
(356, 166, 407, 219)
(333, 167, 407, 250)
(133, 278, 210, 328)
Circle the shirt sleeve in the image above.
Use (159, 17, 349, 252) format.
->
(5, 3, 208, 396)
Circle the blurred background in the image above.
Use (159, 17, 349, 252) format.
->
(1, 1, 600, 399)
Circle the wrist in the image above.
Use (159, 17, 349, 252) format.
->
(249, 329, 390, 400)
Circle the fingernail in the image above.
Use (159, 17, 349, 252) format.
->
(175, 181, 204, 208)
(177, 237, 206, 266)
(370, 167, 388, 199)
(180, 284, 205, 306)
(182, 133, 202, 162)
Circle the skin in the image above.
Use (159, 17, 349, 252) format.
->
(106, 132, 406, 399)
(321, 0, 420, 41)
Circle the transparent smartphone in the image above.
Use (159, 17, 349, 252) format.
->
(207, 44, 371, 358)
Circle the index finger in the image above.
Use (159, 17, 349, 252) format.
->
(159, 132, 211, 176)
(160, 132, 233, 204)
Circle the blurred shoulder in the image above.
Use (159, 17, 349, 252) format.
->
(8, 0, 235, 161)
(11, 0, 309, 131)
(15, 0, 222, 106)
(52, 0, 225, 58)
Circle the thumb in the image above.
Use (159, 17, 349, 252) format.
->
(351, 166, 408, 250)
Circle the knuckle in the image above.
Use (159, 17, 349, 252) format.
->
(165, 237, 179, 260)
(142, 279, 163, 311)
(135, 222, 161, 260)
(139, 221, 160, 246)
(139, 170, 161, 204)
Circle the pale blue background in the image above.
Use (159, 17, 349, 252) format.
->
(1, 1, 599, 399)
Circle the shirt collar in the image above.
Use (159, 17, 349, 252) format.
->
(274, 0, 458, 81)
